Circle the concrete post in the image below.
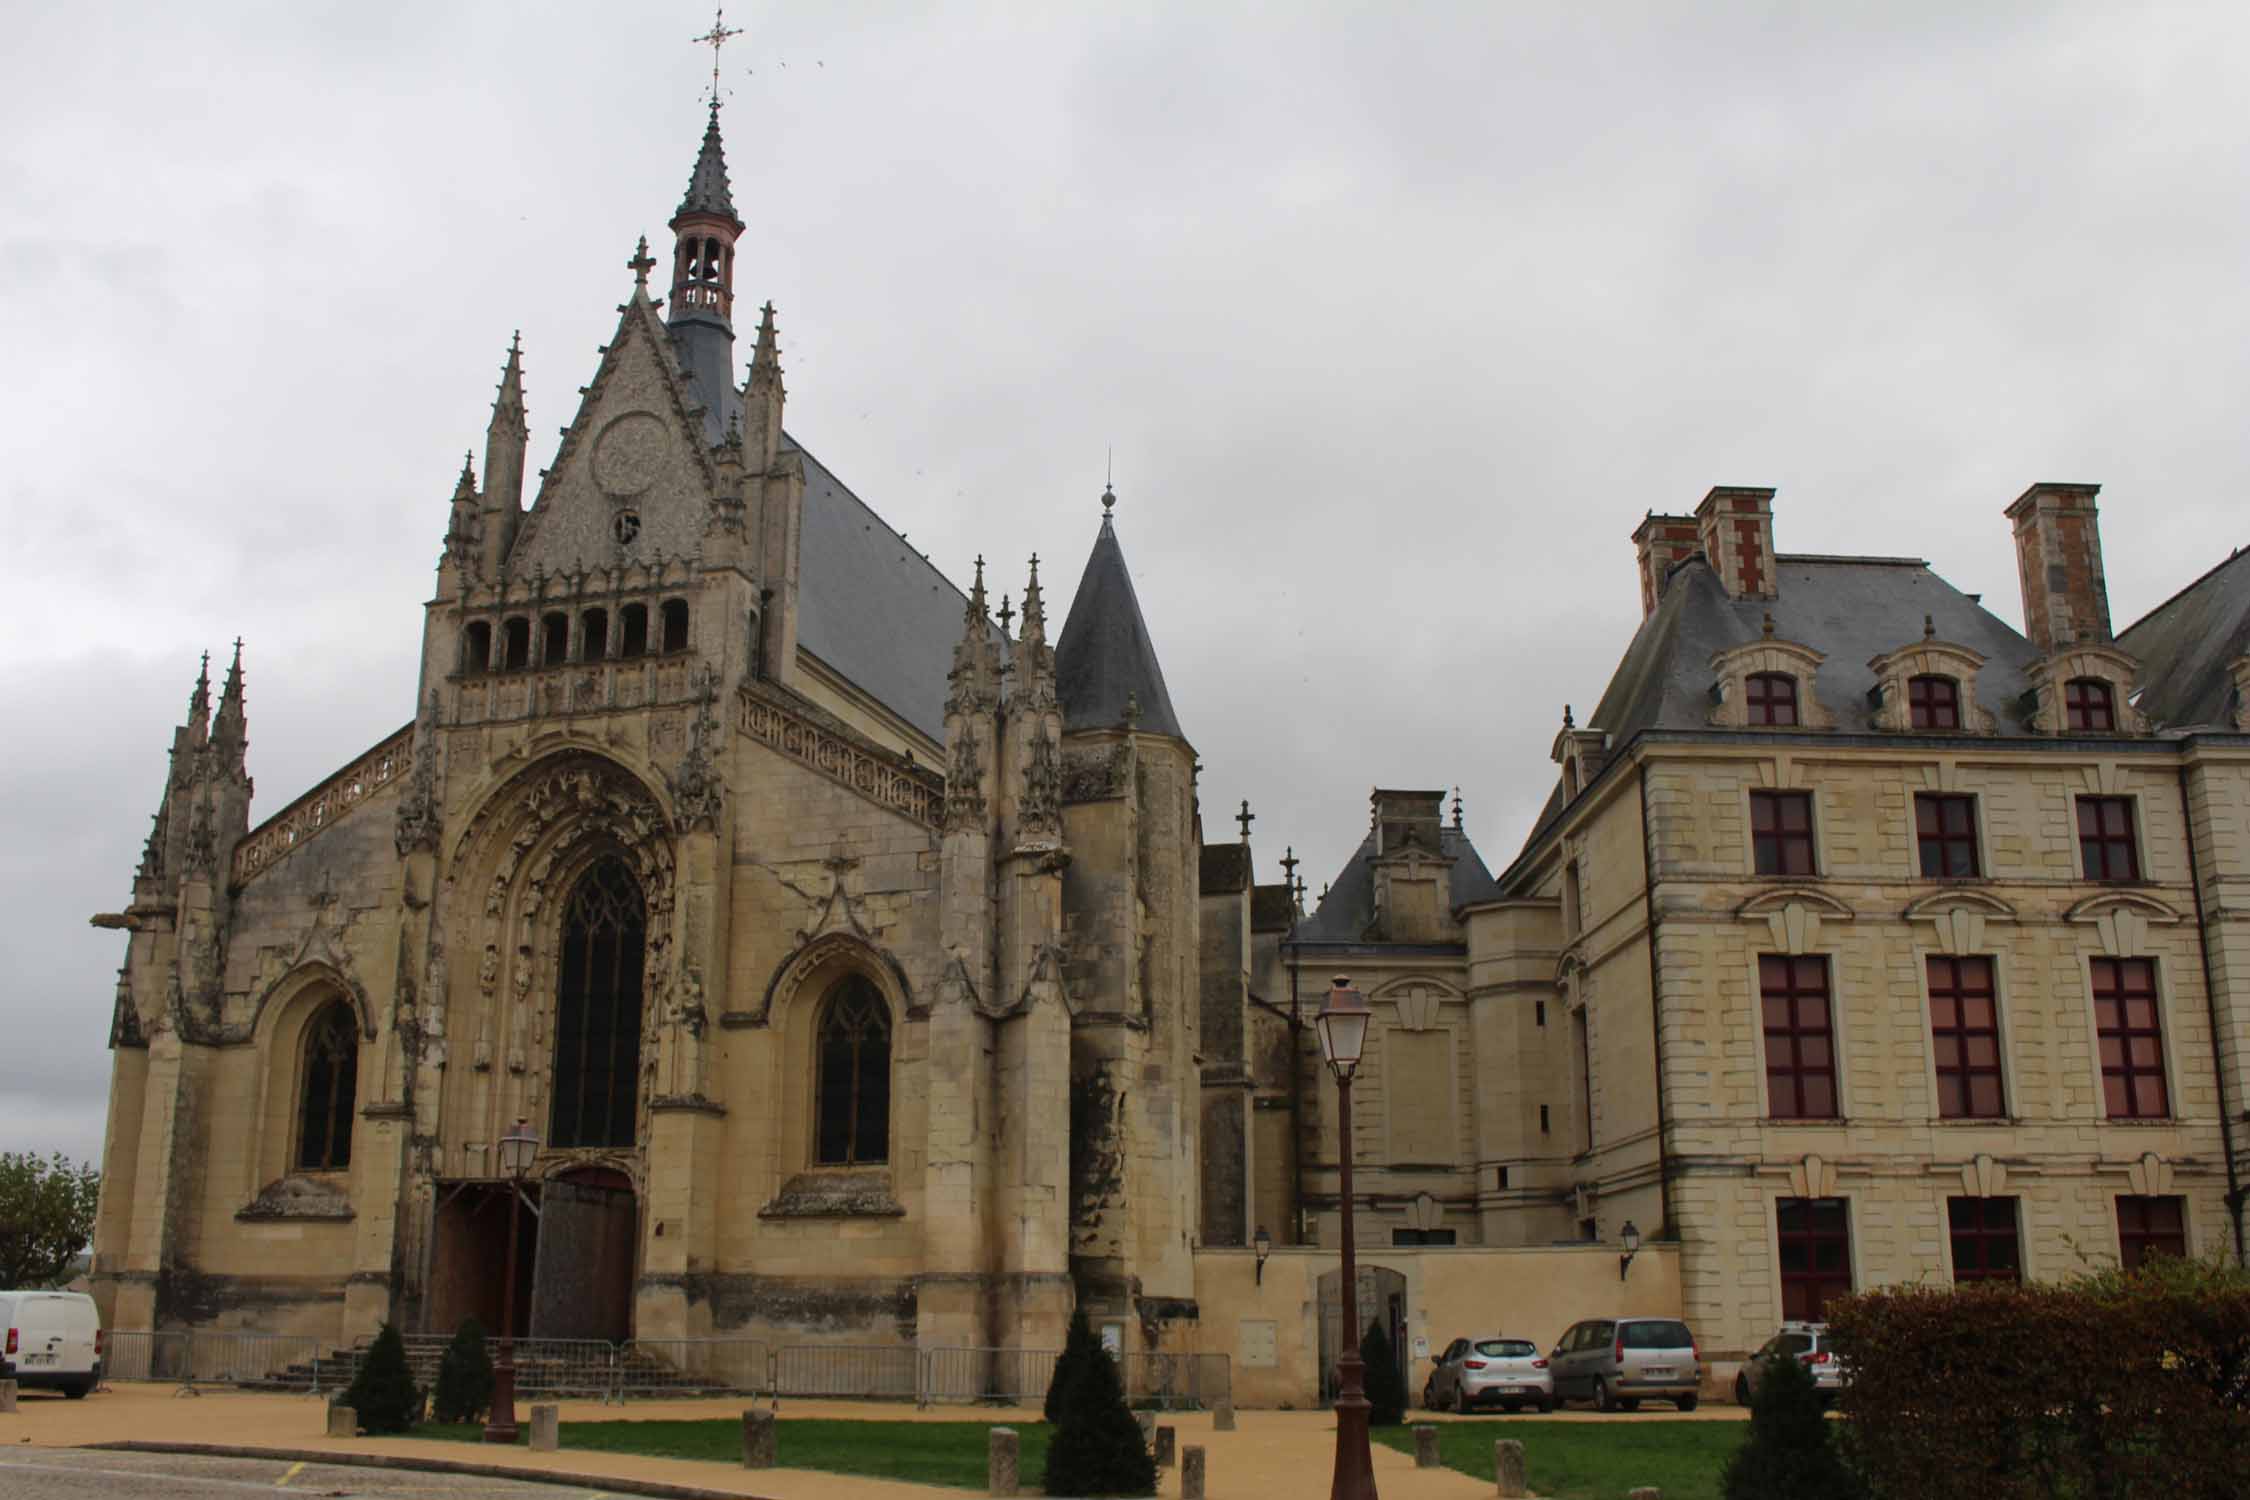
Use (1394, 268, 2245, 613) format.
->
(529, 1404, 559, 1452)
(1495, 1438, 1529, 1498)
(324, 1403, 354, 1437)
(1213, 1398, 1236, 1431)
(0, 1380, 17, 1415)
(1181, 1444, 1207, 1500)
(1628, 1490, 1663, 1500)
(987, 1426, 1019, 1497)
(1154, 1424, 1176, 1467)
(741, 1409, 777, 1468)
(1413, 1423, 1440, 1467)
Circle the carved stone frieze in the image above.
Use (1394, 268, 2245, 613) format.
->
(234, 723, 415, 887)
(739, 693, 941, 826)
(1020, 726, 1062, 838)
(394, 692, 445, 857)
(943, 727, 985, 832)
(665, 666, 727, 834)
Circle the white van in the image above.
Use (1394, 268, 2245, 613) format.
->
(0, 1290, 102, 1397)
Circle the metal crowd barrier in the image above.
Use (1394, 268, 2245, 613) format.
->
(100, 1330, 325, 1391)
(616, 1338, 771, 1398)
(1121, 1350, 1230, 1410)
(773, 1343, 920, 1402)
(920, 1346, 1061, 1406)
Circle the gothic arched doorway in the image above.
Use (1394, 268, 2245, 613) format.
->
(1318, 1264, 1409, 1402)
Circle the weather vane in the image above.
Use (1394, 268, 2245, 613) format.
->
(692, 6, 745, 110)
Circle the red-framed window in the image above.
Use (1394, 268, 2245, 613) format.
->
(1750, 791, 1817, 876)
(1915, 794, 1981, 878)
(2077, 797, 2140, 882)
(1928, 956, 2004, 1118)
(1746, 673, 1799, 727)
(2092, 958, 2168, 1119)
(1908, 675, 1961, 729)
(2065, 677, 2116, 732)
(2117, 1195, 2187, 1270)
(1761, 955, 1838, 1119)
(1777, 1197, 1853, 1320)
(1948, 1197, 2021, 1282)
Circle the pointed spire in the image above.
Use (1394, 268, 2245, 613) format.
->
(968, 554, 988, 623)
(675, 102, 742, 226)
(186, 651, 212, 738)
(489, 331, 527, 441)
(629, 235, 657, 288)
(215, 638, 246, 745)
(1020, 552, 1047, 646)
(747, 302, 781, 388)
(946, 554, 1000, 717)
(453, 451, 477, 499)
(1056, 495, 1184, 738)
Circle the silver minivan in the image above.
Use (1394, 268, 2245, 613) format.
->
(0, 1290, 103, 1398)
(1549, 1316, 1701, 1411)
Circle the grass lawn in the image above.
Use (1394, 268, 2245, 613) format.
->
(1373, 1418, 1741, 1500)
(419, 1416, 1051, 1489)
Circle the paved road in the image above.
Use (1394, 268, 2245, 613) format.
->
(0, 1449, 642, 1499)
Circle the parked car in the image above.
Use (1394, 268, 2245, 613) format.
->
(1735, 1321, 1845, 1407)
(1424, 1334, 1554, 1413)
(0, 1289, 102, 1398)
(1548, 1316, 1701, 1411)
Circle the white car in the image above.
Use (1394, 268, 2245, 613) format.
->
(0, 1290, 102, 1398)
(1424, 1333, 1555, 1413)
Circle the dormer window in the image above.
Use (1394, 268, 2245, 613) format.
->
(2065, 678, 2116, 732)
(1747, 673, 1798, 727)
(1908, 675, 1960, 730)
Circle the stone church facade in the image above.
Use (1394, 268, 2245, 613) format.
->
(90, 108, 2250, 1398)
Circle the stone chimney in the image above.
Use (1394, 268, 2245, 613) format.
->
(1368, 789, 1454, 943)
(1632, 513, 1701, 620)
(2005, 483, 2110, 652)
(1695, 486, 1778, 601)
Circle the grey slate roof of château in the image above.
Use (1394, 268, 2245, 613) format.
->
(675, 105, 742, 225)
(1054, 510, 1185, 739)
(787, 433, 973, 744)
(1297, 828, 1501, 943)
(2116, 547, 2250, 729)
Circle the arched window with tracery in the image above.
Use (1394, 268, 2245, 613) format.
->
(815, 976, 891, 1166)
(550, 857, 646, 1149)
(297, 1000, 359, 1171)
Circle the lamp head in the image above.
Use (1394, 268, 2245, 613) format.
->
(499, 1118, 540, 1180)
(1253, 1225, 1272, 1263)
(1315, 974, 1371, 1079)
(1621, 1219, 1641, 1254)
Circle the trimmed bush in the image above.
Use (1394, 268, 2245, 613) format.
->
(1042, 1325, 1156, 1498)
(1045, 1307, 1103, 1425)
(344, 1322, 423, 1434)
(430, 1318, 494, 1425)
(1827, 1256, 2250, 1500)
(1360, 1321, 1408, 1427)
(1720, 1346, 1863, 1500)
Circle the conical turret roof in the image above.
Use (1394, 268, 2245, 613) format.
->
(674, 104, 742, 227)
(1054, 491, 1184, 739)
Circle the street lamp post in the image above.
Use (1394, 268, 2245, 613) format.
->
(1316, 975, 1379, 1500)
(482, 1118, 539, 1444)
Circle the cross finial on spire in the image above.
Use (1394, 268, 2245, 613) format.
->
(1563, 703, 1574, 728)
(691, 6, 744, 110)
(1280, 844, 1299, 885)
(1452, 786, 1464, 829)
(1237, 799, 1255, 843)
(629, 235, 656, 287)
(997, 592, 1015, 635)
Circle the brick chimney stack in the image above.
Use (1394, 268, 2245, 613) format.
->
(2005, 483, 2111, 652)
(1695, 486, 1778, 601)
(1632, 513, 1701, 620)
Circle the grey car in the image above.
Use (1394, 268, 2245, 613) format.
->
(1423, 1334, 1555, 1413)
(1735, 1321, 1845, 1407)
(1549, 1316, 1702, 1411)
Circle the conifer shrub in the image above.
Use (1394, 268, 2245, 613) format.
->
(1719, 1346, 1864, 1500)
(1042, 1322, 1156, 1498)
(1045, 1307, 1103, 1425)
(430, 1317, 494, 1425)
(343, 1322, 423, 1434)
(1360, 1320, 1408, 1427)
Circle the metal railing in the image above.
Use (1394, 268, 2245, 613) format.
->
(335, 1334, 621, 1400)
(616, 1338, 771, 1398)
(1121, 1350, 1230, 1410)
(773, 1343, 920, 1402)
(102, 1330, 326, 1391)
(920, 1346, 1060, 1406)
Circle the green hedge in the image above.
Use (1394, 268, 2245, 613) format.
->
(1826, 1257, 2250, 1500)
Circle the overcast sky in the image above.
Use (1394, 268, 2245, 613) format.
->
(6, 2, 2250, 1167)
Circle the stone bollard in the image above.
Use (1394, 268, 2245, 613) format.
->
(1494, 1437, 1529, 1498)
(324, 1402, 354, 1437)
(1212, 1398, 1236, 1432)
(1181, 1444, 1207, 1500)
(529, 1404, 559, 1452)
(0, 1380, 16, 1415)
(987, 1426, 1019, 1497)
(1628, 1490, 1663, 1500)
(741, 1409, 777, 1469)
(1154, 1425, 1177, 1467)
(1413, 1423, 1441, 1467)
(1136, 1409, 1157, 1443)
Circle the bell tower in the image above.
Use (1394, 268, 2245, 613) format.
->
(667, 104, 745, 442)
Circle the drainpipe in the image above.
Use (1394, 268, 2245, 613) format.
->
(2177, 762, 2247, 1262)
(1637, 760, 1677, 1240)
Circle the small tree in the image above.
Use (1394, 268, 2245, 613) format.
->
(1042, 1329, 1157, 1497)
(1360, 1321, 1409, 1427)
(1045, 1306, 1103, 1424)
(1721, 1348, 1864, 1500)
(343, 1322, 423, 1434)
(430, 1318, 494, 1424)
(0, 1152, 101, 1288)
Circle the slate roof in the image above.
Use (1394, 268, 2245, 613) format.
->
(2116, 547, 2250, 730)
(788, 433, 974, 744)
(1201, 843, 1252, 896)
(1297, 828, 1501, 943)
(1055, 509, 1185, 739)
(675, 105, 742, 226)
